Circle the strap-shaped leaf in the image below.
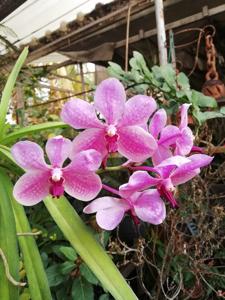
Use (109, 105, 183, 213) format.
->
(0, 47, 28, 136)
(0, 122, 68, 145)
(0, 170, 19, 300)
(44, 196, 137, 300)
(1, 171, 52, 300)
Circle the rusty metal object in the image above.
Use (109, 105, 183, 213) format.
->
(202, 31, 225, 105)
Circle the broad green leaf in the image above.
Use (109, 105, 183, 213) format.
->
(46, 264, 65, 287)
(220, 106, 225, 114)
(193, 105, 225, 124)
(191, 90, 217, 108)
(0, 122, 68, 145)
(160, 64, 176, 88)
(80, 264, 98, 285)
(4, 177, 52, 300)
(59, 246, 77, 261)
(0, 47, 28, 136)
(44, 196, 137, 300)
(176, 72, 190, 90)
(0, 170, 19, 300)
(99, 295, 110, 300)
(72, 277, 94, 300)
(59, 261, 75, 275)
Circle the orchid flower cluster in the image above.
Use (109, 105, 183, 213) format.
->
(11, 78, 213, 230)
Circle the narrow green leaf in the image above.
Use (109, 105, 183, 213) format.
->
(0, 170, 19, 300)
(44, 196, 137, 300)
(0, 122, 68, 145)
(0, 47, 28, 136)
(72, 277, 94, 300)
(2, 176, 52, 300)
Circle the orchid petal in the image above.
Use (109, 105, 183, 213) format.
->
(134, 190, 166, 224)
(171, 154, 213, 185)
(119, 95, 156, 127)
(119, 171, 159, 198)
(152, 145, 172, 166)
(71, 128, 107, 159)
(174, 127, 194, 156)
(94, 78, 126, 124)
(64, 149, 102, 173)
(96, 208, 126, 230)
(156, 155, 190, 169)
(60, 98, 103, 129)
(179, 103, 191, 129)
(118, 126, 157, 162)
(11, 141, 48, 171)
(83, 197, 129, 213)
(159, 125, 181, 147)
(46, 136, 72, 167)
(149, 109, 167, 138)
(13, 171, 50, 206)
(63, 171, 102, 201)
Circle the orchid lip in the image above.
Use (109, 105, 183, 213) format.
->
(51, 168, 63, 182)
(106, 124, 117, 137)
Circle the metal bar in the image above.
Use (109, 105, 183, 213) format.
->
(154, 0, 167, 65)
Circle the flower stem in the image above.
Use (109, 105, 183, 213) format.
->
(97, 165, 127, 174)
(128, 165, 156, 172)
(102, 184, 120, 196)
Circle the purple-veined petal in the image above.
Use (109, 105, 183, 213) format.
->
(174, 127, 194, 156)
(13, 171, 50, 206)
(119, 171, 159, 198)
(60, 98, 103, 129)
(118, 126, 157, 162)
(119, 95, 156, 127)
(179, 103, 191, 129)
(152, 145, 172, 166)
(71, 128, 107, 159)
(63, 171, 102, 201)
(64, 149, 102, 173)
(45, 136, 72, 167)
(159, 125, 181, 147)
(94, 78, 126, 124)
(83, 197, 129, 213)
(134, 190, 166, 224)
(171, 154, 213, 185)
(149, 109, 167, 139)
(11, 141, 49, 171)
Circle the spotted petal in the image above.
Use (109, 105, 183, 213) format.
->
(149, 109, 167, 139)
(46, 136, 72, 167)
(13, 171, 50, 206)
(63, 171, 102, 201)
(119, 95, 156, 126)
(174, 127, 194, 156)
(11, 141, 48, 171)
(61, 98, 103, 129)
(71, 128, 107, 159)
(118, 126, 157, 162)
(134, 190, 166, 224)
(94, 78, 126, 125)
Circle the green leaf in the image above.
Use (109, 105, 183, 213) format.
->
(0, 47, 28, 136)
(46, 264, 65, 287)
(99, 295, 110, 300)
(0, 122, 68, 145)
(108, 62, 125, 80)
(220, 106, 225, 114)
(59, 261, 75, 275)
(176, 72, 190, 90)
(4, 177, 52, 300)
(44, 196, 137, 300)
(59, 246, 77, 261)
(0, 170, 19, 300)
(160, 64, 176, 88)
(191, 90, 217, 108)
(80, 264, 98, 285)
(193, 106, 225, 124)
(72, 277, 94, 300)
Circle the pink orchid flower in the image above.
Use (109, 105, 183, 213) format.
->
(83, 181, 166, 231)
(61, 78, 157, 163)
(123, 154, 213, 208)
(149, 104, 194, 165)
(11, 136, 102, 206)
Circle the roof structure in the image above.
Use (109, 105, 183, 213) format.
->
(2, 0, 225, 90)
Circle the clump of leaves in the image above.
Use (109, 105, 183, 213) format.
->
(108, 51, 225, 124)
